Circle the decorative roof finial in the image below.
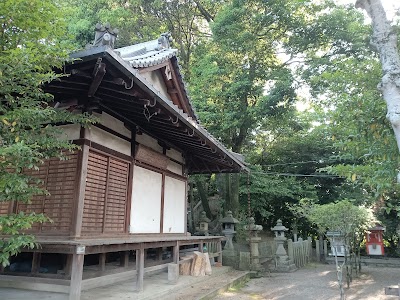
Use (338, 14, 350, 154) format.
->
(92, 23, 119, 49)
(156, 32, 172, 50)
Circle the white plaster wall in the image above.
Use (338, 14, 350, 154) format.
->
(167, 160, 182, 176)
(166, 148, 184, 163)
(136, 133, 163, 153)
(94, 112, 131, 138)
(130, 166, 162, 233)
(88, 126, 131, 156)
(163, 176, 186, 233)
(140, 70, 171, 102)
(56, 124, 81, 140)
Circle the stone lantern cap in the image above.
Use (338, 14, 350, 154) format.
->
(220, 210, 239, 224)
(271, 219, 288, 233)
(199, 211, 211, 223)
(244, 217, 263, 231)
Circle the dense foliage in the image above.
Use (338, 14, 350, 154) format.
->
(0, 0, 93, 266)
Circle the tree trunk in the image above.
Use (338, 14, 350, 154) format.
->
(224, 173, 240, 216)
(355, 0, 400, 180)
(194, 176, 213, 219)
(224, 173, 232, 214)
(231, 173, 240, 216)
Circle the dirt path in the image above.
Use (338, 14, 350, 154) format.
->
(214, 264, 399, 300)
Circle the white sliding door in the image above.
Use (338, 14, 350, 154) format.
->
(163, 176, 186, 233)
(130, 166, 162, 233)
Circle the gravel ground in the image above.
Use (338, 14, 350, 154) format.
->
(214, 263, 400, 300)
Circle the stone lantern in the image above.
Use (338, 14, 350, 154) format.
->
(244, 217, 263, 271)
(271, 219, 296, 272)
(220, 211, 239, 250)
(271, 219, 288, 239)
(199, 211, 211, 236)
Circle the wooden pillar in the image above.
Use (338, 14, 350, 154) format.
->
(135, 245, 145, 292)
(157, 247, 163, 261)
(72, 140, 90, 238)
(31, 252, 41, 274)
(99, 253, 106, 272)
(69, 253, 84, 300)
(120, 251, 129, 268)
(172, 241, 179, 264)
(64, 254, 73, 278)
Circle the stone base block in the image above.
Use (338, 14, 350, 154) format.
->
(275, 259, 297, 273)
(168, 263, 179, 284)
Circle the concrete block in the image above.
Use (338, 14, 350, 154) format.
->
(168, 263, 179, 284)
(239, 252, 251, 271)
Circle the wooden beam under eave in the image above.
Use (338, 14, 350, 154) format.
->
(97, 84, 144, 98)
(88, 62, 106, 97)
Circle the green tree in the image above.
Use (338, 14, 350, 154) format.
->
(295, 2, 400, 245)
(303, 200, 371, 298)
(64, 0, 219, 78)
(0, 0, 92, 266)
(64, 0, 166, 48)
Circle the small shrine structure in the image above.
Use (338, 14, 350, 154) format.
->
(365, 224, 385, 256)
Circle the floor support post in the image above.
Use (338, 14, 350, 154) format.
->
(120, 251, 129, 267)
(69, 252, 84, 300)
(135, 244, 145, 292)
(99, 253, 106, 272)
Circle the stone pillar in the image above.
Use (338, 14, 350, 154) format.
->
(244, 217, 263, 271)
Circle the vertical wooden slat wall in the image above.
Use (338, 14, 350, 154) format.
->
(15, 152, 78, 234)
(105, 158, 129, 232)
(81, 149, 130, 235)
(82, 151, 107, 233)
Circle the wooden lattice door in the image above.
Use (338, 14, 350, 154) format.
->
(81, 149, 130, 235)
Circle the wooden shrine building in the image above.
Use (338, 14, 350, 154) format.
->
(0, 25, 247, 299)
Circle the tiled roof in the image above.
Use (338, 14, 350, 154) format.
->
(115, 34, 198, 120)
(116, 35, 177, 68)
(118, 46, 178, 68)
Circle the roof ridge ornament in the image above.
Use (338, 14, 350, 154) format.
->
(92, 23, 118, 49)
(156, 32, 172, 50)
